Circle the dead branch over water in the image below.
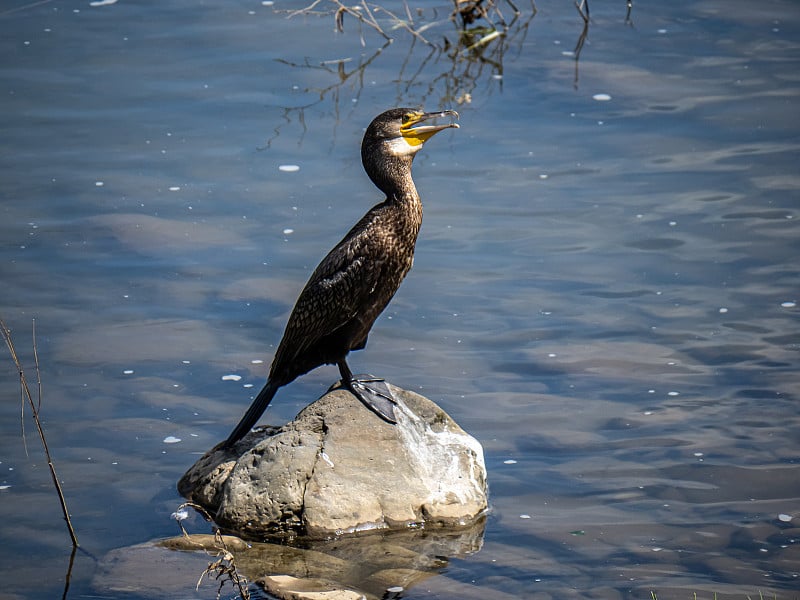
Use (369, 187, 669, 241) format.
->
(265, 1, 539, 146)
(269, 0, 634, 137)
(173, 501, 251, 600)
(282, 0, 634, 53)
(1, 318, 79, 549)
(284, 0, 533, 50)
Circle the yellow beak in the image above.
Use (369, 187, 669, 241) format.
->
(400, 110, 460, 146)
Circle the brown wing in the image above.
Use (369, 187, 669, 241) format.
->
(268, 208, 391, 381)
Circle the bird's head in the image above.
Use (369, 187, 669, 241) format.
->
(363, 107, 460, 158)
(361, 108, 459, 196)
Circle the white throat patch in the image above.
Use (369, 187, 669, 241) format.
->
(385, 136, 420, 157)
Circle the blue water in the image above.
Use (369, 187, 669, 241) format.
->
(1, 0, 798, 598)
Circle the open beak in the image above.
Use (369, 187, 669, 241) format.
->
(400, 110, 460, 146)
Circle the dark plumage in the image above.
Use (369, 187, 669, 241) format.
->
(223, 108, 459, 447)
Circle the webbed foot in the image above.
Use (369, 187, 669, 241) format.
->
(347, 374, 398, 424)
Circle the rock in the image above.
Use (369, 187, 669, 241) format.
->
(179, 384, 487, 538)
(158, 533, 250, 552)
(261, 575, 365, 600)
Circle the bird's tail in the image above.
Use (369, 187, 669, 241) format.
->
(222, 379, 279, 448)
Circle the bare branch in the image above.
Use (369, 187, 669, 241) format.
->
(175, 504, 251, 600)
(373, 3, 434, 47)
(575, 0, 589, 23)
(1, 318, 79, 549)
(285, 0, 325, 19)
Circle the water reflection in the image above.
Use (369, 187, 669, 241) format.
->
(243, 522, 483, 598)
(267, 0, 543, 143)
(97, 522, 485, 600)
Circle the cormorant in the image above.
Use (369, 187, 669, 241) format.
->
(223, 108, 459, 448)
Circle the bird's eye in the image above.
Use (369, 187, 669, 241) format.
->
(402, 113, 415, 124)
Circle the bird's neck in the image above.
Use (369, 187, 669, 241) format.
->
(385, 169, 422, 234)
(369, 153, 423, 246)
(365, 153, 419, 203)
(386, 171, 419, 205)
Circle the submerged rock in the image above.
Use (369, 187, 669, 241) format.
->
(179, 384, 488, 538)
(260, 575, 365, 600)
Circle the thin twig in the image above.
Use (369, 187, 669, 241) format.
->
(32, 319, 42, 413)
(0, 0, 56, 17)
(374, 3, 434, 46)
(402, 0, 413, 23)
(575, 0, 589, 23)
(175, 504, 250, 600)
(285, 0, 324, 19)
(505, 0, 521, 17)
(323, 0, 392, 42)
(61, 545, 78, 600)
(1, 318, 79, 549)
(357, 0, 391, 41)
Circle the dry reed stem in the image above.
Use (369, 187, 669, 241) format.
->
(1, 318, 79, 549)
(173, 502, 251, 600)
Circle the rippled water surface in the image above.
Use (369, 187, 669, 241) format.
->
(1, 1, 798, 598)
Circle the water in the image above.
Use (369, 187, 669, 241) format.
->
(1, 0, 798, 598)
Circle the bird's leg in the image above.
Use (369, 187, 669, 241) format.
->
(338, 359, 398, 424)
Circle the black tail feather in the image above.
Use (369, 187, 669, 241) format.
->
(223, 379, 279, 448)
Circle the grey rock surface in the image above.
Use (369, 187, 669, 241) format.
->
(179, 384, 488, 538)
